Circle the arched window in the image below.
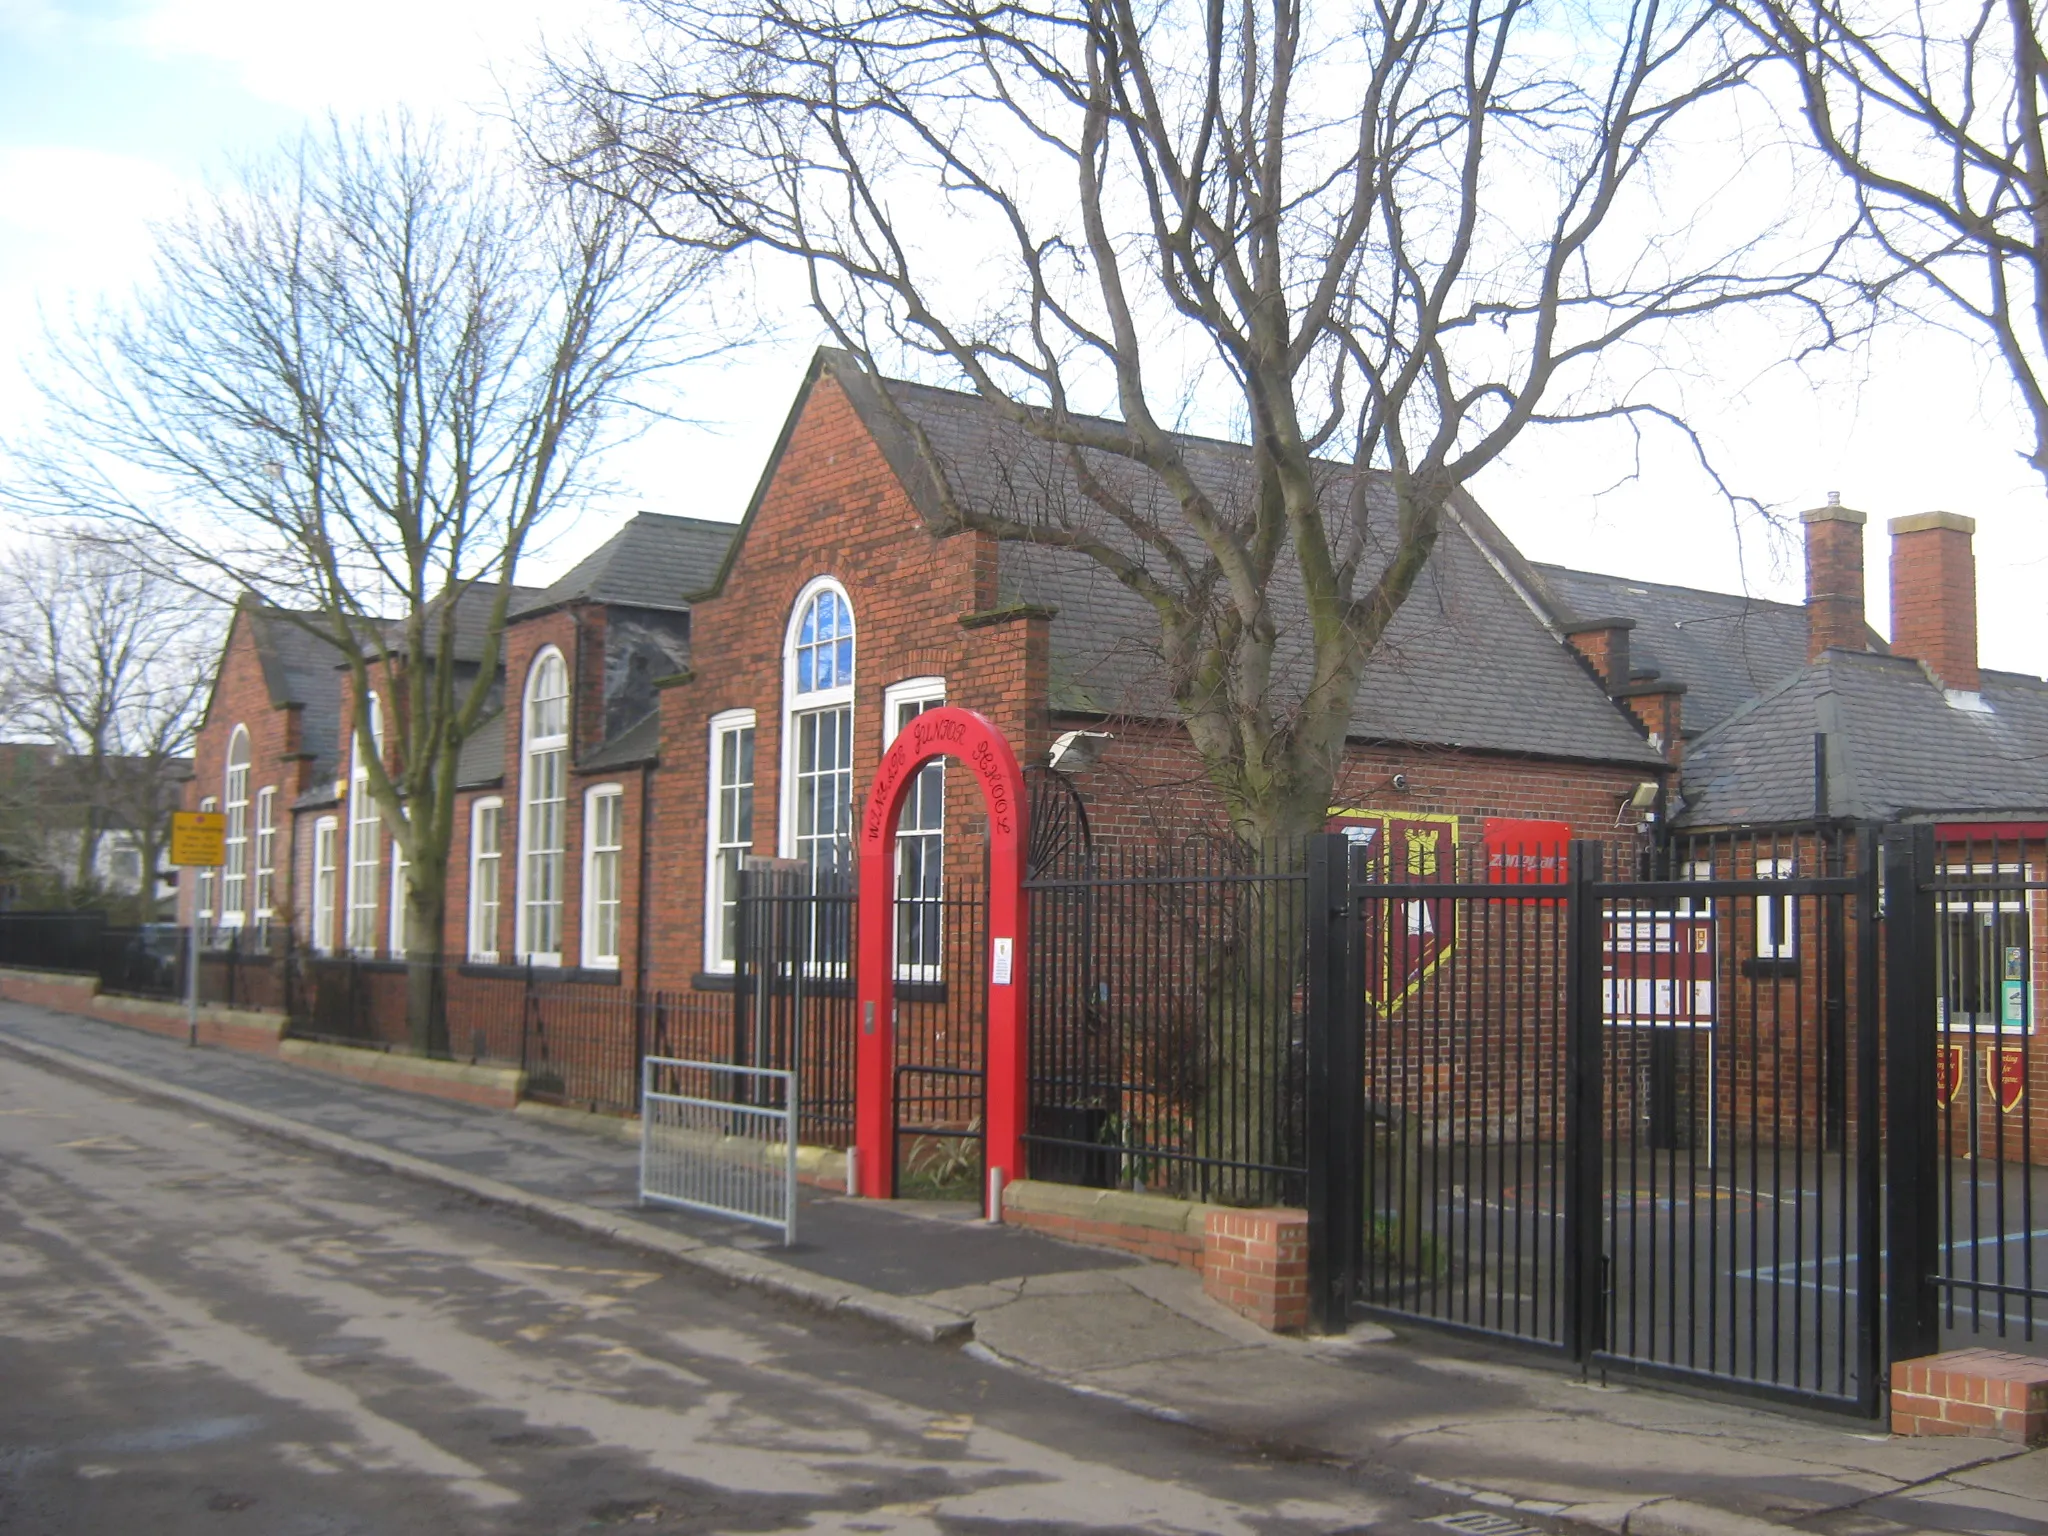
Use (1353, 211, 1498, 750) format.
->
(518, 648, 569, 964)
(220, 726, 251, 931)
(345, 694, 382, 955)
(781, 580, 856, 892)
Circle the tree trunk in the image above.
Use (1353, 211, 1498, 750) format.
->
(403, 873, 449, 1057)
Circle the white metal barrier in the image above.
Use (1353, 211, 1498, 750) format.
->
(639, 1056, 797, 1245)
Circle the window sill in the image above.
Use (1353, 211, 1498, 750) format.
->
(1741, 956, 1800, 979)
(693, 971, 737, 993)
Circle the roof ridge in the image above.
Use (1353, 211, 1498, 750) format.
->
(1531, 561, 1806, 616)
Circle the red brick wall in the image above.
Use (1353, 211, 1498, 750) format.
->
(646, 375, 1045, 989)
(1802, 504, 1867, 660)
(184, 608, 326, 937)
(1889, 512, 1979, 692)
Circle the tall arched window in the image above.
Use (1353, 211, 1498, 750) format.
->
(345, 694, 382, 956)
(220, 726, 251, 931)
(518, 648, 569, 964)
(781, 580, 855, 895)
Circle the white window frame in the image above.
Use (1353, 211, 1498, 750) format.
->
(1755, 857, 1794, 960)
(703, 709, 756, 974)
(883, 677, 947, 981)
(195, 795, 219, 941)
(779, 577, 856, 882)
(311, 816, 340, 954)
(469, 797, 504, 963)
(517, 647, 569, 966)
(1938, 861, 2038, 1034)
(345, 694, 383, 957)
(388, 840, 410, 958)
(220, 725, 251, 930)
(582, 784, 625, 970)
(252, 786, 277, 941)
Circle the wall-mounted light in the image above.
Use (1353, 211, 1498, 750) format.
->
(1048, 730, 1113, 773)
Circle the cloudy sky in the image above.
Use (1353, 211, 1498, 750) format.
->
(2, 0, 2042, 675)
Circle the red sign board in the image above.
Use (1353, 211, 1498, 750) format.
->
(1331, 808, 1459, 1007)
(1483, 818, 1571, 885)
(1603, 906, 1716, 1027)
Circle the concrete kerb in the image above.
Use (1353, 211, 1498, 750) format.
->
(0, 1031, 972, 1348)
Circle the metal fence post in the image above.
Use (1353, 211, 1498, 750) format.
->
(1854, 825, 1885, 1416)
(1305, 833, 1363, 1334)
(1562, 839, 1606, 1364)
(1883, 823, 1941, 1369)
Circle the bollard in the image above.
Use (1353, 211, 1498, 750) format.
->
(845, 1145, 859, 1197)
(986, 1165, 1005, 1224)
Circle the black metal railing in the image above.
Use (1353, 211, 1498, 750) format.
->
(1306, 827, 1885, 1417)
(1025, 839, 1310, 1207)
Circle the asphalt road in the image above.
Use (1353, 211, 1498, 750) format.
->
(0, 1051, 1470, 1536)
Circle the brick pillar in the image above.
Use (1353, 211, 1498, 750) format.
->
(1889, 511, 1979, 692)
(1563, 619, 1634, 691)
(1800, 502, 1868, 660)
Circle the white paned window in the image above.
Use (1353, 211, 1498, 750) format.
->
(1756, 857, 1794, 959)
(782, 579, 855, 892)
(388, 841, 410, 957)
(583, 785, 624, 970)
(312, 816, 339, 953)
(1938, 863, 2035, 1033)
(345, 695, 383, 956)
(884, 678, 946, 978)
(253, 787, 276, 941)
(220, 726, 250, 930)
(704, 710, 756, 972)
(195, 795, 218, 941)
(469, 798, 503, 963)
(519, 648, 569, 964)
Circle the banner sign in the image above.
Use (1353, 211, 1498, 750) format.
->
(1938, 1044, 1966, 1105)
(1331, 808, 1459, 1008)
(1989, 1046, 2027, 1113)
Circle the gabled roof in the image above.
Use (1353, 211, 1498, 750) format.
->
(514, 513, 736, 618)
(1676, 651, 2048, 826)
(794, 351, 1659, 766)
(205, 603, 347, 771)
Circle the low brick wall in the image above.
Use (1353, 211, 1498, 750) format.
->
(1893, 1350, 2048, 1444)
(1000, 1180, 1309, 1331)
(0, 967, 289, 1054)
(276, 1039, 524, 1110)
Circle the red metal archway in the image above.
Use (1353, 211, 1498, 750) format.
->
(854, 707, 1027, 1201)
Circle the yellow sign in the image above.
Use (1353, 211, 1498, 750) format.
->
(169, 811, 227, 867)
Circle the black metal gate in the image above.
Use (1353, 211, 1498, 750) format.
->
(1895, 825, 2048, 1354)
(892, 888, 989, 1198)
(1308, 828, 1885, 1414)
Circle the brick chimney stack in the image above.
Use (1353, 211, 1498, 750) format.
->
(1888, 511, 1979, 693)
(1801, 498, 1868, 660)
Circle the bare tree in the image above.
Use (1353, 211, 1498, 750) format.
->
(0, 529, 219, 916)
(10, 115, 716, 1052)
(1723, 0, 2048, 486)
(545, 0, 1847, 849)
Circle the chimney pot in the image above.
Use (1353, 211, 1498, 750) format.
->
(1888, 511, 1979, 692)
(1800, 503, 1868, 661)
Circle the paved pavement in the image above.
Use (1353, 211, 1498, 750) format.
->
(3, 1001, 2047, 1536)
(0, 1043, 1459, 1535)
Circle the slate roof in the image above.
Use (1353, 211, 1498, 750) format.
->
(238, 605, 346, 772)
(810, 352, 1661, 767)
(1528, 566, 1849, 738)
(1676, 651, 2048, 826)
(455, 713, 506, 791)
(515, 513, 736, 617)
(579, 711, 660, 771)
